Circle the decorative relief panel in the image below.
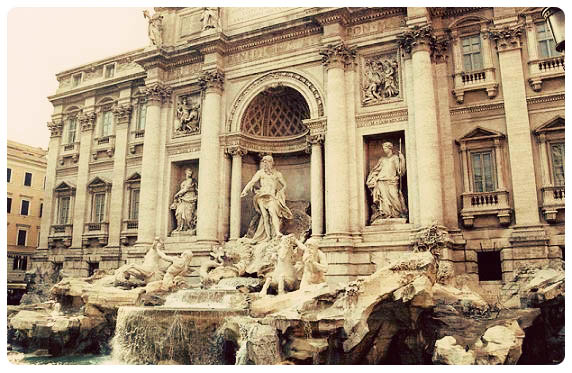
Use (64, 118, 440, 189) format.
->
(360, 52, 401, 106)
(174, 93, 202, 137)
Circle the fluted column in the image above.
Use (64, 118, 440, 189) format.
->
(39, 120, 63, 249)
(308, 134, 325, 238)
(490, 24, 540, 225)
(460, 144, 471, 193)
(320, 44, 354, 240)
(537, 134, 551, 187)
(137, 83, 171, 244)
(196, 70, 224, 244)
(227, 146, 246, 240)
(107, 103, 132, 247)
(398, 25, 444, 225)
(71, 111, 96, 248)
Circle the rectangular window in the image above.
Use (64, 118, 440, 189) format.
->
(551, 142, 565, 186)
(58, 196, 70, 224)
(20, 200, 30, 216)
(17, 230, 27, 246)
(7, 168, 11, 182)
(129, 189, 140, 220)
(537, 22, 559, 58)
(477, 251, 502, 281)
(462, 35, 483, 71)
(66, 118, 77, 144)
(39, 203, 43, 218)
(72, 73, 82, 87)
(471, 151, 495, 192)
(137, 103, 147, 130)
(7, 197, 12, 213)
(101, 111, 113, 137)
(104, 64, 115, 79)
(13, 255, 28, 271)
(93, 193, 105, 223)
(24, 172, 32, 186)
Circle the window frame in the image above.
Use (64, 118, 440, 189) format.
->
(92, 192, 106, 223)
(20, 199, 30, 216)
(24, 172, 32, 187)
(548, 141, 565, 186)
(461, 34, 484, 72)
(58, 196, 71, 225)
(17, 229, 28, 246)
(137, 101, 147, 130)
(104, 63, 116, 79)
(72, 73, 83, 88)
(536, 21, 559, 58)
(7, 168, 11, 183)
(65, 117, 78, 144)
(7, 197, 12, 214)
(469, 149, 497, 193)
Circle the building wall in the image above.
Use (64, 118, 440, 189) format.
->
(36, 7, 564, 288)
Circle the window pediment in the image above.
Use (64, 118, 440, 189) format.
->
(87, 176, 112, 192)
(54, 181, 76, 194)
(457, 126, 505, 144)
(534, 115, 564, 135)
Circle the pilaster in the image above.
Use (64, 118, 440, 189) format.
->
(226, 146, 247, 240)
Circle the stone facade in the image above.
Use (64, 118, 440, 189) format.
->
(7, 140, 47, 304)
(35, 7, 564, 295)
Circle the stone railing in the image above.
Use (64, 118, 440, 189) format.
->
(133, 129, 145, 139)
(123, 219, 139, 230)
(460, 190, 511, 227)
(452, 67, 498, 104)
(62, 142, 79, 153)
(528, 55, 565, 91)
(541, 185, 565, 223)
(51, 224, 73, 236)
(82, 222, 109, 246)
(84, 222, 109, 234)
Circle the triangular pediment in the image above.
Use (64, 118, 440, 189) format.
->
(87, 176, 111, 187)
(534, 115, 565, 134)
(125, 172, 141, 184)
(54, 181, 76, 192)
(458, 126, 505, 143)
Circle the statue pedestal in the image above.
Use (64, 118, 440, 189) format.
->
(170, 230, 197, 238)
(371, 218, 407, 226)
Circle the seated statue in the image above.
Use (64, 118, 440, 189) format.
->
(113, 237, 166, 288)
(259, 235, 301, 296)
(294, 238, 328, 290)
(145, 246, 194, 294)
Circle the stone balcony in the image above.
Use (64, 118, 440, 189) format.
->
(48, 224, 73, 247)
(120, 219, 138, 245)
(452, 67, 499, 104)
(61, 141, 79, 153)
(540, 185, 565, 223)
(83, 222, 109, 246)
(92, 135, 116, 160)
(460, 190, 511, 227)
(528, 55, 565, 92)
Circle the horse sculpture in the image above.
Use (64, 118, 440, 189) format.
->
(259, 234, 301, 296)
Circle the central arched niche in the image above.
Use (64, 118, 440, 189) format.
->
(238, 86, 312, 237)
(240, 86, 310, 137)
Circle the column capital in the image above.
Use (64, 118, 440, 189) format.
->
(397, 24, 436, 55)
(199, 69, 225, 93)
(142, 82, 172, 104)
(78, 112, 97, 131)
(431, 37, 450, 64)
(112, 104, 133, 124)
(489, 24, 524, 52)
(307, 133, 325, 145)
(47, 121, 63, 137)
(319, 43, 356, 70)
(225, 145, 247, 157)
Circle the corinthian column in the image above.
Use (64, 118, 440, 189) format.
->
(308, 134, 325, 238)
(196, 70, 224, 244)
(107, 102, 132, 247)
(398, 25, 444, 225)
(320, 44, 354, 240)
(137, 83, 172, 245)
(226, 146, 247, 240)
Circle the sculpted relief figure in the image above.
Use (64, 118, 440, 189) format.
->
(295, 238, 328, 290)
(113, 237, 166, 287)
(363, 57, 399, 104)
(201, 7, 219, 30)
(175, 97, 201, 135)
(143, 10, 163, 47)
(171, 168, 198, 233)
(146, 245, 194, 294)
(366, 141, 408, 224)
(241, 155, 293, 242)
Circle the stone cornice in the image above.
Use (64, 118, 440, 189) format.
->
(489, 23, 524, 51)
(527, 92, 565, 106)
(450, 102, 505, 116)
(429, 7, 485, 18)
(314, 8, 351, 26)
(320, 43, 357, 69)
(199, 69, 225, 92)
(355, 109, 408, 128)
(220, 131, 308, 154)
(165, 140, 202, 156)
(347, 7, 406, 25)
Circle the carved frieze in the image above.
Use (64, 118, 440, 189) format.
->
(141, 83, 172, 104)
(112, 104, 132, 124)
(174, 93, 202, 137)
(356, 109, 408, 128)
(199, 70, 225, 92)
(78, 112, 97, 131)
(220, 132, 308, 154)
(361, 53, 400, 105)
(320, 43, 357, 69)
(489, 24, 524, 51)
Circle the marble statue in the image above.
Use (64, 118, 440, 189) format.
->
(241, 155, 293, 242)
(170, 168, 198, 233)
(366, 141, 408, 223)
(200, 7, 219, 30)
(113, 237, 166, 287)
(175, 97, 201, 135)
(146, 245, 194, 294)
(363, 57, 399, 104)
(143, 10, 163, 47)
(259, 235, 300, 296)
(294, 238, 328, 290)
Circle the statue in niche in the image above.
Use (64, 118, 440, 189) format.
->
(170, 168, 198, 233)
(200, 7, 219, 30)
(175, 96, 201, 135)
(241, 155, 293, 242)
(143, 10, 163, 48)
(363, 57, 399, 104)
(366, 141, 408, 224)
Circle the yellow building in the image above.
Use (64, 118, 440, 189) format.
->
(7, 140, 47, 304)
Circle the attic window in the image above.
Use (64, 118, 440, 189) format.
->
(477, 251, 502, 281)
(72, 73, 82, 87)
(104, 63, 115, 79)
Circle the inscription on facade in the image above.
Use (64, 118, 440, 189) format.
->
(347, 17, 402, 39)
(227, 35, 321, 65)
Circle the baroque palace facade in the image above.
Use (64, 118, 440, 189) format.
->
(36, 7, 564, 293)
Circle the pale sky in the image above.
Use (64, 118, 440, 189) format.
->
(7, 7, 149, 149)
